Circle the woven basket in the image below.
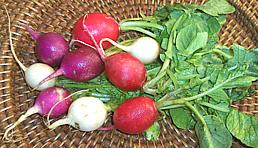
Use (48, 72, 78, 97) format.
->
(0, 0, 257, 147)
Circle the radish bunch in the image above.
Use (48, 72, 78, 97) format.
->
(5, 7, 164, 138)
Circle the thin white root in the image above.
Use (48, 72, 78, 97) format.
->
(70, 39, 97, 50)
(99, 38, 130, 52)
(5, 6, 27, 72)
(48, 118, 72, 130)
(46, 89, 89, 126)
(82, 14, 106, 60)
(3, 107, 38, 141)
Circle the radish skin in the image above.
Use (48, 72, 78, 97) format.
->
(5, 7, 55, 91)
(100, 37, 160, 64)
(26, 27, 69, 67)
(72, 13, 119, 50)
(105, 52, 147, 91)
(36, 47, 104, 89)
(113, 96, 158, 134)
(48, 97, 108, 132)
(3, 87, 71, 141)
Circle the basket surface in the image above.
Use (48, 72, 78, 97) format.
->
(0, 0, 257, 147)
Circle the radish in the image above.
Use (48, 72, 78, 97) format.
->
(3, 87, 72, 140)
(105, 52, 147, 91)
(113, 96, 159, 134)
(26, 26, 69, 66)
(72, 13, 119, 50)
(48, 97, 108, 132)
(5, 7, 55, 91)
(36, 46, 105, 88)
(100, 37, 160, 64)
(79, 23, 147, 91)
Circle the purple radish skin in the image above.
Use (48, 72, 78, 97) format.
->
(3, 87, 72, 140)
(36, 47, 104, 88)
(26, 26, 69, 67)
(5, 7, 55, 91)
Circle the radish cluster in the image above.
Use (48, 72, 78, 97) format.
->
(5, 7, 162, 141)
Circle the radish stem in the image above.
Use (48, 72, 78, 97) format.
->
(120, 21, 164, 30)
(25, 26, 40, 40)
(120, 26, 156, 38)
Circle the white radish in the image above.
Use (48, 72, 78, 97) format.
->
(100, 37, 160, 64)
(48, 97, 108, 131)
(5, 7, 55, 90)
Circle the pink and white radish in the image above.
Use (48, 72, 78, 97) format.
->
(72, 13, 119, 50)
(5, 7, 55, 91)
(3, 87, 72, 140)
(36, 46, 104, 88)
(48, 97, 108, 132)
(26, 27, 69, 66)
(100, 37, 160, 64)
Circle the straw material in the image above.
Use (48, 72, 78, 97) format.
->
(0, 0, 257, 147)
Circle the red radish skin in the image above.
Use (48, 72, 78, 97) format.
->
(72, 13, 119, 49)
(3, 87, 71, 140)
(105, 52, 146, 91)
(37, 47, 104, 87)
(113, 96, 159, 134)
(26, 26, 69, 66)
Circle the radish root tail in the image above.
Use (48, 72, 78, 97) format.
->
(5, 6, 27, 72)
(100, 38, 130, 52)
(2, 107, 38, 141)
(82, 14, 106, 60)
(69, 39, 97, 50)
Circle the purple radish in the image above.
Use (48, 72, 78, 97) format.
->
(36, 46, 105, 87)
(5, 7, 55, 91)
(26, 26, 69, 67)
(3, 87, 72, 140)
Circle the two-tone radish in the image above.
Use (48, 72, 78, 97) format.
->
(100, 37, 160, 64)
(3, 87, 72, 140)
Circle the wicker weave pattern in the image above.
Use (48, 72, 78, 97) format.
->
(0, 0, 257, 147)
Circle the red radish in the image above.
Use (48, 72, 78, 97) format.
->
(113, 96, 159, 134)
(105, 52, 147, 91)
(48, 97, 108, 132)
(26, 26, 69, 66)
(100, 37, 160, 64)
(3, 87, 71, 140)
(5, 7, 55, 91)
(80, 24, 147, 91)
(72, 13, 119, 49)
(36, 46, 104, 88)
